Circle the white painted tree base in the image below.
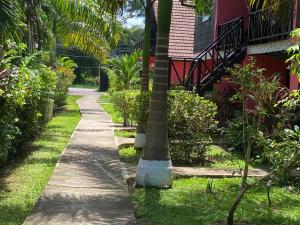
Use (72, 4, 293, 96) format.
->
(136, 158, 173, 187)
(134, 133, 146, 148)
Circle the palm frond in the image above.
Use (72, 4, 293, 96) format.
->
(0, 0, 24, 44)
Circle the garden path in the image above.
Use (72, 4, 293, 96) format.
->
(23, 88, 136, 225)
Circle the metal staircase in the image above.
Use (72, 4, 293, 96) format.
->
(169, 16, 248, 94)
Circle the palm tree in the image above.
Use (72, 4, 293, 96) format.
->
(0, 0, 123, 62)
(136, 0, 173, 187)
(134, 0, 155, 149)
(49, 0, 122, 62)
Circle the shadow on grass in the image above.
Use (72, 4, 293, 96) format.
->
(133, 178, 300, 225)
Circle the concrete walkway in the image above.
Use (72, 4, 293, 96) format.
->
(24, 88, 136, 225)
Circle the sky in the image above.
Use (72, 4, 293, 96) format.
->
(124, 17, 144, 28)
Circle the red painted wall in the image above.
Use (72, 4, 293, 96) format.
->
(214, 0, 249, 39)
(243, 55, 289, 87)
(169, 60, 193, 85)
(169, 59, 214, 86)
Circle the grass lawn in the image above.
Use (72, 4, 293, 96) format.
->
(70, 83, 98, 89)
(115, 129, 136, 138)
(119, 146, 141, 164)
(132, 177, 300, 225)
(98, 94, 123, 124)
(206, 145, 267, 170)
(0, 95, 81, 225)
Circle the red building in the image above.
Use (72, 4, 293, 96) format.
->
(136, 0, 300, 94)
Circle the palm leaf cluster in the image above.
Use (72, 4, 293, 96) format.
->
(105, 50, 142, 91)
(0, 0, 124, 61)
(0, 0, 23, 45)
(248, 0, 292, 12)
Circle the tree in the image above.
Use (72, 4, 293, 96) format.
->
(136, 0, 173, 187)
(134, 0, 155, 149)
(0, 0, 124, 63)
(48, 0, 122, 62)
(119, 26, 144, 47)
(225, 61, 288, 225)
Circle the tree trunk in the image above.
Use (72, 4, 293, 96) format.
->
(135, 0, 152, 149)
(136, 0, 173, 187)
(141, 0, 151, 92)
(227, 140, 251, 225)
(143, 0, 172, 161)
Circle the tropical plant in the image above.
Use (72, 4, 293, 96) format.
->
(54, 56, 77, 106)
(248, 0, 292, 12)
(0, 0, 124, 62)
(105, 50, 142, 92)
(111, 91, 139, 126)
(264, 126, 300, 184)
(0, 42, 58, 165)
(225, 61, 291, 225)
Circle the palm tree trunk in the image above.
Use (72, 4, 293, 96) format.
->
(136, 0, 173, 187)
(135, 0, 152, 149)
(141, 0, 151, 92)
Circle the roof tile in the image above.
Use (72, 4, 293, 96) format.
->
(154, 0, 195, 58)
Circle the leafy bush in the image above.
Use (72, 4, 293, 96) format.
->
(132, 91, 151, 130)
(168, 91, 218, 165)
(221, 117, 244, 151)
(265, 126, 300, 184)
(0, 42, 59, 165)
(54, 57, 77, 106)
(111, 91, 139, 126)
(110, 90, 218, 164)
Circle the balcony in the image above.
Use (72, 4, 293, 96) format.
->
(218, 8, 294, 45)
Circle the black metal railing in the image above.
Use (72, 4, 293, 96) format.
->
(169, 16, 248, 94)
(248, 9, 294, 43)
(134, 39, 156, 54)
(218, 17, 242, 40)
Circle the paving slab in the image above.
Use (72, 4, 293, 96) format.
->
(23, 88, 136, 225)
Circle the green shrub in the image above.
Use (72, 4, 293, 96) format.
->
(111, 91, 139, 126)
(221, 117, 244, 151)
(265, 126, 300, 184)
(0, 43, 59, 165)
(54, 57, 76, 106)
(110, 90, 218, 165)
(168, 91, 218, 165)
(132, 91, 151, 130)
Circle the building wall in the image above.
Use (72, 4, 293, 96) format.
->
(243, 55, 288, 87)
(214, 0, 249, 39)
